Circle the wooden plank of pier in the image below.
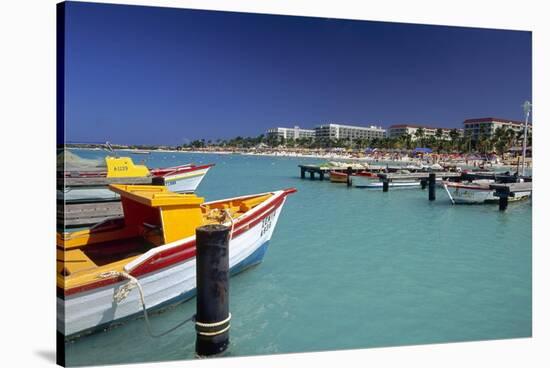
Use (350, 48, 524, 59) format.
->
(489, 182, 532, 193)
(59, 176, 154, 187)
(489, 182, 532, 211)
(58, 201, 123, 226)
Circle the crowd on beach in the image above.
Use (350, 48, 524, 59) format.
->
(178, 146, 531, 169)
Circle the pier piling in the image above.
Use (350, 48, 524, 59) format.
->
(428, 173, 436, 201)
(195, 224, 231, 357)
(421, 179, 427, 190)
(309, 171, 315, 180)
(498, 195, 509, 211)
(300, 167, 305, 179)
(383, 180, 389, 192)
(347, 166, 352, 187)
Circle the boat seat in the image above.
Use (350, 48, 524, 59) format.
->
(59, 248, 96, 275)
(238, 195, 270, 212)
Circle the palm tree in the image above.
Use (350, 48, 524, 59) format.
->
(449, 129, 460, 152)
(414, 128, 425, 146)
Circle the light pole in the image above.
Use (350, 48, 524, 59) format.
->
(521, 101, 531, 176)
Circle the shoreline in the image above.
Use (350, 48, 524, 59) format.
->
(69, 147, 529, 170)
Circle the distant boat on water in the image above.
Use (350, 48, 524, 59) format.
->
(59, 150, 214, 203)
(442, 179, 531, 204)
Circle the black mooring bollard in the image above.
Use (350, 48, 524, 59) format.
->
(428, 173, 436, 201)
(497, 188, 510, 211)
(383, 180, 389, 192)
(347, 166, 352, 187)
(499, 195, 508, 211)
(195, 224, 231, 357)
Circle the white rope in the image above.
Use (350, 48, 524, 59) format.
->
(98, 271, 194, 338)
(223, 209, 235, 242)
(195, 313, 232, 328)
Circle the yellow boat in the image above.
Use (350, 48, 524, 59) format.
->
(57, 184, 296, 338)
(60, 151, 214, 203)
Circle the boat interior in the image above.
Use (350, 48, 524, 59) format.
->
(57, 184, 273, 290)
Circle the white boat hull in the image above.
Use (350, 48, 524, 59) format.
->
(163, 166, 210, 193)
(59, 166, 211, 203)
(444, 183, 531, 204)
(58, 193, 288, 338)
(351, 175, 378, 187)
(363, 181, 421, 188)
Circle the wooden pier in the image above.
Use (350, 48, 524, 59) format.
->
(58, 201, 123, 227)
(60, 175, 154, 187)
(58, 175, 158, 227)
(490, 182, 533, 211)
(298, 165, 365, 181)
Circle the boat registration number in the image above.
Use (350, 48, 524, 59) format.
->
(113, 166, 129, 172)
(261, 212, 275, 236)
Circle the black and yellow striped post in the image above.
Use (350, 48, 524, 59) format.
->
(195, 224, 231, 357)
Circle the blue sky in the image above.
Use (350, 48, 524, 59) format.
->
(64, 2, 532, 145)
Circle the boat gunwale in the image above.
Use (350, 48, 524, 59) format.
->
(61, 188, 294, 297)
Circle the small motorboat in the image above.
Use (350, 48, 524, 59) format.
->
(361, 180, 421, 189)
(351, 172, 379, 187)
(329, 171, 348, 183)
(441, 179, 531, 204)
(59, 151, 214, 203)
(57, 184, 296, 338)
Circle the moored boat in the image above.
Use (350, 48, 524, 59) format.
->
(329, 171, 348, 183)
(59, 152, 214, 202)
(57, 184, 296, 338)
(442, 179, 531, 204)
(351, 172, 379, 187)
(361, 180, 421, 189)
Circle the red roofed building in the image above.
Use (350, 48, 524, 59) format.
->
(463, 117, 532, 140)
(388, 124, 462, 141)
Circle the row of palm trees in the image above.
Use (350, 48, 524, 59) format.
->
(184, 127, 530, 155)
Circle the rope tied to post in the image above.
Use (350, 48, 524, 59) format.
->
(223, 209, 235, 242)
(97, 271, 194, 338)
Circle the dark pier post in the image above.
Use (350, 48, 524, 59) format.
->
(347, 166, 352, 187)
(495, 187, 510, 211)
(428, 173, 436, 201)
(195, 224, 231, 357)
(383, 179, 389, 192)
(420, 179, 427, 190)
(309, 171, 315, 180)
(319, 171, 325, 181)
(300, 167, 305, 179)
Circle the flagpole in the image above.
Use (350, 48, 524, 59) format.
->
(521, 101, 531, 177)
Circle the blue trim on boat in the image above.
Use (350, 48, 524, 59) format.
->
(63, 240, 270, 340)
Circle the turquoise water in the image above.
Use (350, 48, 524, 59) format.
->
(64, 150, 532, 366)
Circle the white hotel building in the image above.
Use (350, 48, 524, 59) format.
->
(314, 123, 386, 140)
(463, 117, 532, 140)
(266, 126, 316, 140)
(388, 124, 462, 141)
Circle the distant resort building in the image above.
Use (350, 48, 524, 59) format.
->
(267, 123, 386, 141)
(266, 126, 315, 140)
(463, 117, 532, 140)
(314, 123, 386, 140)
(388, 124, 462, 141)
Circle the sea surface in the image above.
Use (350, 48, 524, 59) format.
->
(64, 149, 532, 366)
